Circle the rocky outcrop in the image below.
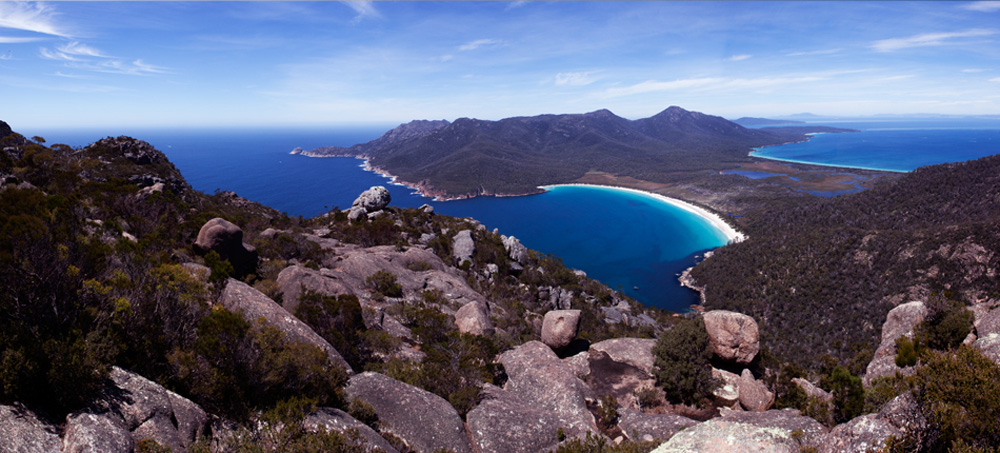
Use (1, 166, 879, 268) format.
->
(541, 309, 581, 350)
(497, 341, 598, 434)
(502, 234, 529, 264)
(0, 405, 61, 453)
(102, 367, 208, 452)
(653, 409, 827, 452)
(345, 372, 472, 453)
(792, 378, 833, 405)
(453, 229, 475, 264)
(276, 265, 352, 313)
(454, 300, 494, 335)
(703, 310, 759, 364)
(220, 279, 352, 373)
(467, 384, 574, 453)
(973, 333, 1000, 364)
(589, 338, 656, 374)
(89, 136, 167, 166)
(586, 350, 656, 410)
(738, 369, 775, 412)
(863, 301, 926, 386)
(618, 408, 697, 443)
(819, 415, 898, 453)
(303, 408, 398, 453)
(193, 218, 258, 276)
(820, 391, 927, 453)
(352, 186, 391, 213)
(62, 412, 133, 453)
(712, 368, 740, 406)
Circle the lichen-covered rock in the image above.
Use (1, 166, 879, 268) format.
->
(453, 229, 475, 264)
(586, 350, 656, 410)
(738, 369, 775, 412)
(221, 279, 353, 373)
(974, 332, 1000, 364)
(498, 341, 598, 435)
(502, 234, 529, 264)
(541, 309, 581, 350)
(819, 414, 898, 453)
(303, 408, 398, 453)
(193, 217, 258, 276)
(703, 310, 760, 364)
(589, 338, 657, 375)
(0, 405, 60, 453)
(876, 392, 927, 443)
(106, 367, 208, 452)
(345, 372, 472, 453)
(352, 186, 391, 213)
(712, 368, 740, 406)
(618, 408, 697, 443)
(864, 301, 926, 386)
(454, 300, 494, 335)
(276, 264, 352, 313)
(653, 409, 827, 453)
(791, 378, 833, 404)
(467, 384, 585, 453)
(976, 305, 1000, 336)
(62, 412, 133, 453)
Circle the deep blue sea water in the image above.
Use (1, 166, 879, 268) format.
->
(751, 119, 1000, 171)
(31, 126, 724, 311)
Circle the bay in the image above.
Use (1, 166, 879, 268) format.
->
(751, 119, 1000, 172)
(32, 126, 725, 312)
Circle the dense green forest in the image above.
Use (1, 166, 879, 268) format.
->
(692, 155, 1000, 369)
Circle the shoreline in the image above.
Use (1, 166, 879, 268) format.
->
(538, 183, 746, 244)
(749, 150, 908, 173)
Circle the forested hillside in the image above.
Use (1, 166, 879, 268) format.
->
(691, 155, 1000, 368)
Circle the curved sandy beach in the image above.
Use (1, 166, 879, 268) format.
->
(538, 183, 746, 244)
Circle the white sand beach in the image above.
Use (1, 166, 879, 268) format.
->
(539, 183, 747, 244)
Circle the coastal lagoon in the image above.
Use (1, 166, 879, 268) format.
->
(33, 117, 1000, 312)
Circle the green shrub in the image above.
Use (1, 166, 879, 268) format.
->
(652, 317, 716, 406)
(917, 298, 973, 351)
(894, 335, 919, 367)
(912, 346, 1000, 451)
(365, 270, 403, 298)
(819, 366, 864, 424)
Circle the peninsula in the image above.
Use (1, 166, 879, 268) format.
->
(295, 106, 884, 224)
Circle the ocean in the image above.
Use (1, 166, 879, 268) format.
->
(32, 126, 726, 311)
(30, 117, 1000, 312)
(751, 119, 1000, 172)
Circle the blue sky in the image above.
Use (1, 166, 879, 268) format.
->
(1, 1, 999, 129)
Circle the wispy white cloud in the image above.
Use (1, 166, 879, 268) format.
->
(341, 1, 380, 22)
(41, 41, 167, 75)
(990, 77, 1000, 83)
(0, 52, 12, 61)
(459, 39, 502, 51)
(603, 76, 825, 98)
(870, 29, 997, 52)
(0, 36, 45, 44)
(0, 2, 69, 37)
(786, 48, 842, 57)
(728, 54, 752, 61)
(554, 71, 599, 87)
(963, 68, 986, 72)
(505, 1, 529, 11)
(962, 1, 1000, 12)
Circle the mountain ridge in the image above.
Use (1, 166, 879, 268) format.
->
(297, 106, 855, 200)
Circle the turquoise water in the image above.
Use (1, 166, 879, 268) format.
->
(32, 127, 725, 311)
(752, 119, 1000, 171)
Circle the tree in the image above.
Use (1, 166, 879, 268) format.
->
(652, 317, 717, 406)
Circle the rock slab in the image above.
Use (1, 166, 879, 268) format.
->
(703, 310, 760, 364)
(346, 372, 472, 453)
